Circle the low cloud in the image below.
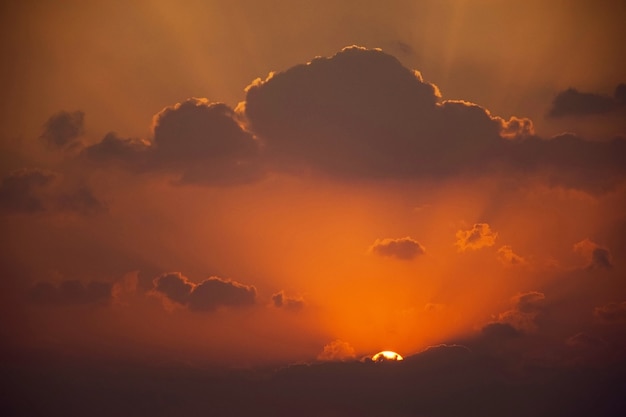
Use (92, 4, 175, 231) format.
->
(0, 169, 105, 215)
(40, 110, 85, 150)
(594, 301, 626, 322)
(28, 280, 113, 306)
(84, 99, 263, 186)
(152, 272, 256, 312)
(483, 291, 546, 335)
(547, 84, 626, 118)
(317, 339, 356, 362)
(574, 239, 613, 270)
(272, 291, 304, 311)
(369, 237, 425, 260)
(455, 223, 497, 251)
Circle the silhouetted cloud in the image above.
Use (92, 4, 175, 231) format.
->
(594, 301, 626, 322)
(547, 84, 626, 118)
(0, 169, 106, 215)
(40, 110, 85, 150)
(84, 99, 263, 185)
(317, 339, 356, 361)
(0, 169, 57, 213)
(481, 321, 521, 339)
(271, 291, 304, 311)
(244, 46, 531, 178)
(565, 332, 609, 350)
(483, 291, 546, 335)
(28, 280, 113, 305)
(152, 272, 256, 312)
(455, 223, 497, 251)
(369, 237, 425, 260)
(574, 239, 613, 270)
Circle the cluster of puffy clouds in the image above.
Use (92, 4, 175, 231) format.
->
(3, 46, 624, 210)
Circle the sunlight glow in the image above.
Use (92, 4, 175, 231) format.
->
(372, 351, 404, 362)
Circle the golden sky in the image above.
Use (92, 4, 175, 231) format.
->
(1, 1, 626, 415)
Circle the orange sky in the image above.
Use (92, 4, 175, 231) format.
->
(1, 0, 625, 376)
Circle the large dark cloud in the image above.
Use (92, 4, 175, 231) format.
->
(28, 279, 113, 306)
(152, 272, 256, 312)
(0, 169, 105, 215)
(84, 99, 263, 185)
(547, 84, 626, 118)
(244, 46, 523, 178)
(39, 110, 85, 150)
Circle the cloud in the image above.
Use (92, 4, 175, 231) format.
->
(271, 291, 304, 311)
(497, 245, 527, 266)
(84, 99, 263, 185)
(39, 110, 85, 150)
(565, 332, 609, 350)
(0, 168, 57, 213)
(455, 223, 497, 251)
(483, 291, 546, 335)
(594, 302, 626, 322)
(0, 169, 106, 215)
(369, 237, 425, 260)
(574, 239, 613, 270)
(244, 46, 532, 179)
(317, 339, 356, 362)
(74, 47, 626, 192)
(28, 280, 113, 306)
(152, 272, 256, 312)
(547, 84, 626, 118)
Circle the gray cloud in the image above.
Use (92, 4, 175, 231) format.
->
(547, 84, 626, 118)
(369, 237, 425, 260)
(40, 110, 85, 150)
(152, 272, 256, 312)
(0, 169, 106, 215)
(84, 99, 263, 185)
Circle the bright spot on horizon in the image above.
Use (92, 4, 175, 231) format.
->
(372, 351, 404, 362)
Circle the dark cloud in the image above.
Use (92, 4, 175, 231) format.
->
(271, 291, 304, 311)
(0, 168, 57, 213)
(244, 46, 530, 178)
(77, 47, 626, 192)
(574, 239, 613, 270)
(565, 332, 609, 350)
(369, 236, 425, 260)
(455, 223, 497, 251)
(152, 272, 256, 312)
(0, 169, 106, 215)
(28, 280, 113, 306)
(39, 110, 85, 150)
(482, 291, 546, 335)
(594, 301, 626, 322)
(84, 99, 263, 185)
(547, 84, 626, 118)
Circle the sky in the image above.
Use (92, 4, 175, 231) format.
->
(2, 1, 626, 416)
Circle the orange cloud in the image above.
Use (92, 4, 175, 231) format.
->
(317, 339, 356, 362)
(272, 290, 304, 311)
(497, 245, 527, 266)
(573, 239, 613, 270)
(455, 223, 497, 251)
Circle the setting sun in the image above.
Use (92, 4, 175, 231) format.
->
(372, 351, 404, 362)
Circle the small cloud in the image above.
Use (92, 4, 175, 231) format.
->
(369, 237, 425, 260)
(0, 168, 57, 213)
(484, 291, 546, 335)
(594, 301, 626, 322)
(317, 339, 356, 362)
(573, 239, 613, 270)
(271, 291, 304, 311)
(455, 223, 497, 251)
(40, 110, 85, 150)
(497, 245, 527, 266)
(547, 84, 626, 118)
(152, 272, 256, 312)
(565, 333, 608, 350)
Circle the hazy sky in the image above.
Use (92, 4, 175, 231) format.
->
(2, 1, 626, 415)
